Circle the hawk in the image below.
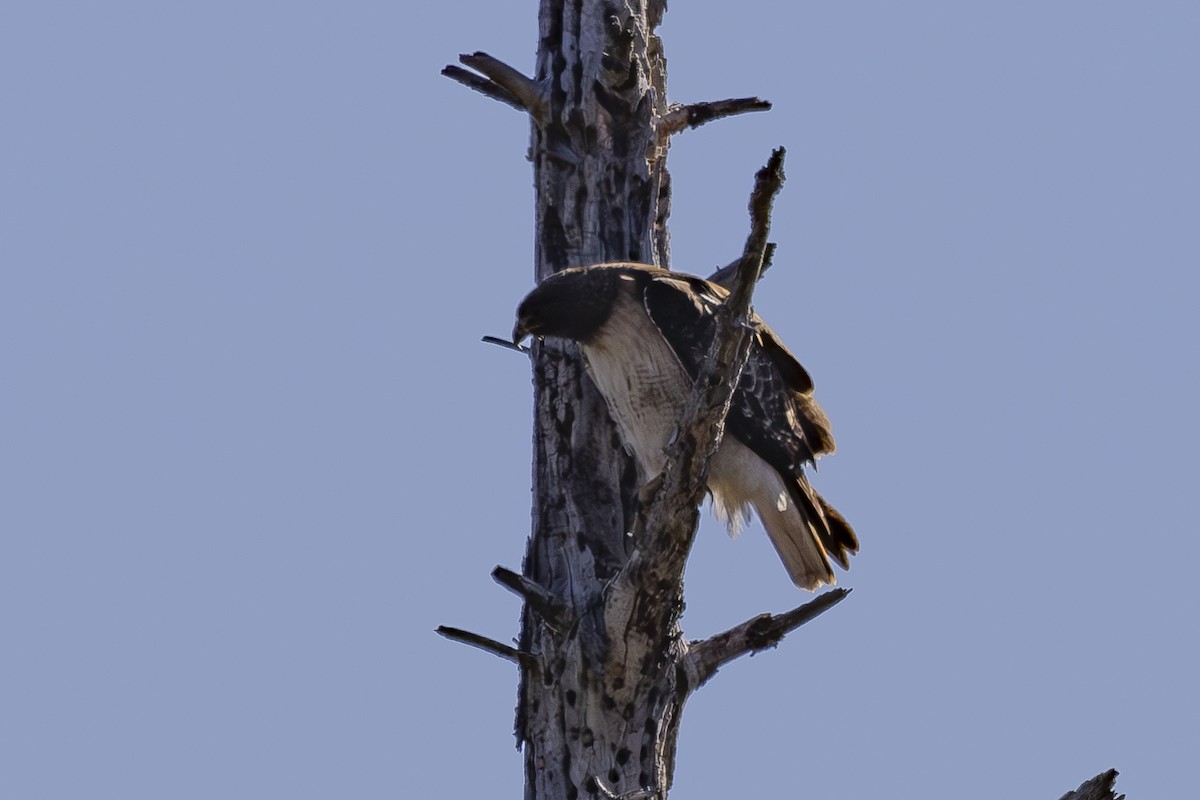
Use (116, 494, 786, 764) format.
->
(512, 262, 856, 590)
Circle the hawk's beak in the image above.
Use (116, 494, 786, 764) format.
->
(512, 320, 530, 347)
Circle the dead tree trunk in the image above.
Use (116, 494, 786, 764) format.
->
(439, 4, 1124, 800)
(441, 4, 822, 797)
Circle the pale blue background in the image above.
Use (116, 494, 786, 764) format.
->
(2, 2, 1197, 798)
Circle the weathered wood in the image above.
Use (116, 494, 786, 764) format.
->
(441, 3, 1123, 798)
(517, 4, 675, 798)
(707, 242, 776, 289)
(660, 97, 772, 136)
(492, 566, 572, 632)
(435, 625, 533, 667)
(1058, 770, 1123, 800)
(444, 52, 550, 123)
(604, 150, 785, 683)
(682, 588, 850, 690)
(446, 6, 834, 800)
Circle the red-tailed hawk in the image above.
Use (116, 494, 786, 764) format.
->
(512, 262, 857, 590)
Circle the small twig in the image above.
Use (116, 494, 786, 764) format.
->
(482, 335, 530, 354)
(1058, 769, 1123, 800)
(441, 66, 525, 112)
(492, 566, 571, 629)
(443, 52, 549, 124)
(660, 97, 772, 136)
(682, 588, 849, 690)
(435, 625, 533, 667)
(707, 242, 776, 290)
(459, 53, 548, 122)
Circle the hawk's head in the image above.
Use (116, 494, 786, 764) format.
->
(512, 266, 628, 346)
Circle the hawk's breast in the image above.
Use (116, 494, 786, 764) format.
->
(581, 288, 688, 478)
(580, 285, 784, 537)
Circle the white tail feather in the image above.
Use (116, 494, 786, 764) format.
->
(708, 437, 834, 591)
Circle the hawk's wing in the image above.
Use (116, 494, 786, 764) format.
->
(640, 273, 836, 479)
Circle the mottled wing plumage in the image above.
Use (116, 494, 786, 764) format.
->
(641, 271, 858, 573)
(511, 262, 858, 588)
(641, 274, 834, 477)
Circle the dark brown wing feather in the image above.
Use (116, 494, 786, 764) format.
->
(641, 274, 835, 473)
(641, 272, 858, 567)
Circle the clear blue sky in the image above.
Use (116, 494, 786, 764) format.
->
(3, 3, 1197, 798)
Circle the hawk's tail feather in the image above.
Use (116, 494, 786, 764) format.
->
(815, 492, 858, 570)
(790, 475, 858, 573)
(751, 476, 857, 591)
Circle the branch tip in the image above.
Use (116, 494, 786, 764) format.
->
(1058, 769, 1123, 800)
(441, 65, 525, 112)
(491, 566, 571, 629)
(683, 588, 850, 690)
(435, 625, 533, 667)
(443, 51, 548, 123)
(482, 335, 530, 354)
(661, 97, 772, 136)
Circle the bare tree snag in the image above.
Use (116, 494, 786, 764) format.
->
(440, 3, 1124, 798)
(443, 4, 819, 798)
(1058, 770, 1123, 800)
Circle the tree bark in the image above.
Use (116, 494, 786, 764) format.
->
(1058, 770, 1124, 800)
(446, 4, 795, 797)
(441, 4, 1125, 800)
(521, 4, 678, 797)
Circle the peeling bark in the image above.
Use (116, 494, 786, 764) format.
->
(1059, 770, 1124, 800)
(519, 6, 673, 797)
(439, 3, 1125, 799)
